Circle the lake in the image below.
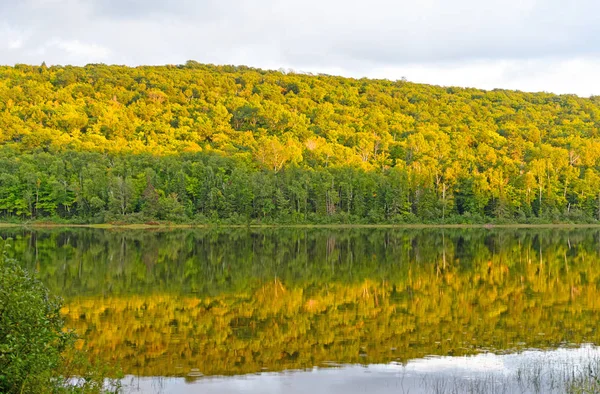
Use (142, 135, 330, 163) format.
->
(2, 227, 600, 393)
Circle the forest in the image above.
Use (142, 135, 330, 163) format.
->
(2, 61, 600, 223)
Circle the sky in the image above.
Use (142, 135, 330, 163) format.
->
(1, 0, 599, 96)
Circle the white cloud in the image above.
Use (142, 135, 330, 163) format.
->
(50, 39, 111, 60)
(1, 24, 27, 52)
(8, 39, 22, 49)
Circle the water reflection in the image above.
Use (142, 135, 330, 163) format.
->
(2, 227, 600, 379)
(123, 346, 600, 394)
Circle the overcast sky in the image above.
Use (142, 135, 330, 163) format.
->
(1, 0, 599, 96)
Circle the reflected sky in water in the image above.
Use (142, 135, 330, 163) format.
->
(123, 345, 600, 394)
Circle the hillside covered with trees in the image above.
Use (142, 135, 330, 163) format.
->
(1, 61, 600, 223)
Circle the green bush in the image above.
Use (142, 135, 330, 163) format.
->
(0, 247, 74, 393)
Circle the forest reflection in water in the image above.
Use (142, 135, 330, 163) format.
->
(2, 227, 600, 379)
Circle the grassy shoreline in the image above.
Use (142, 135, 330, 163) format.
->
(3, 222, 600, 230)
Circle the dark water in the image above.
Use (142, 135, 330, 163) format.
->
(3, 227, 600, 393)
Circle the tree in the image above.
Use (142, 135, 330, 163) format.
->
(109, 176, 135, 215)
(254, 135, 302, 172)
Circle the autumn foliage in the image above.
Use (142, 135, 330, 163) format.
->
(2, 62, 600, 222)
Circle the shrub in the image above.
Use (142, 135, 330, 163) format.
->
(0, 246, 74, 393)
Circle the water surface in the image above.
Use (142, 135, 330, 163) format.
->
(123, 345, 600, 394)
(2, 228, 600, 392)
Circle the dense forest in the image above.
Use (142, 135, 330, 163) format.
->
(2, 62, 600, 223)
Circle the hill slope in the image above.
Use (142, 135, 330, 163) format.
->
(1, 62, 599, 223)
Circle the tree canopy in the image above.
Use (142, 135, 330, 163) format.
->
(2, 62, 600, 222)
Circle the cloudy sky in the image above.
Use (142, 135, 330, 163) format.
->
(1, 0, 599, 96)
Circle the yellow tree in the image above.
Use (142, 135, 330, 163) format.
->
(254, 135, 302, 172)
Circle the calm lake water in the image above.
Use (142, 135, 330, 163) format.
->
(2, 227, 600, 393)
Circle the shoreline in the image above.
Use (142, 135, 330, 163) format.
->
(2, 222, 600, 230)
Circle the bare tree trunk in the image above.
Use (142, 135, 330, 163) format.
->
(597, 191, 600, 221)
(442, 182, 447, 220)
